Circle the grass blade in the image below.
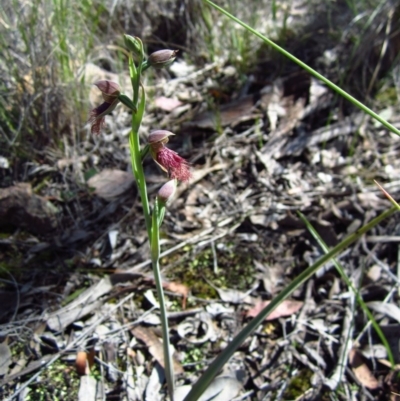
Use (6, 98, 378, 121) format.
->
(203, 0, 400, 137)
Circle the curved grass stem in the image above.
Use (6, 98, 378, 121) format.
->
(203, 0, 400, 137)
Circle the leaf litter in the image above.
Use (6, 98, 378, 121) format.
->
(2, 2, 400, 400)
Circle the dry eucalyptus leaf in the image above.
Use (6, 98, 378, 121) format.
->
(78, 375, 97, 401)
(124, 365, 141, 401)
(198, 371, 245, 401)
(47, 277, 113, 331)
(145, 363, 164, 401)
(205, 278, 257, 304)
(0, 342, 11, 376)
(154, 96, 182, 111)
(57, 155, 88, 169)
(175, 374, 243, 401)
(87, 169, 134, 201)
(349, 348, 379, 390)
(162, 281, 189, 309)
(367, 265, 381, 282)
(131, 326, 184, 374)
(216, 288, 252, 304)
(144, 289, 160, 308)
(187, 95, 255, 129)
(174, 385, 192, 401)
(246, 299, 303, 320)
(367, 301, 400, 324)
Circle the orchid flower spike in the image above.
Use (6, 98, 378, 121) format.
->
(89, 80, 121, 135)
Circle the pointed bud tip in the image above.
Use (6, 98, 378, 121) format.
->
(124, 35, 143, 57)
(148, 49, 178, 69)
(148, 130, 175, 144)
(157, 179, 178, 203)
(93, 80, 121, 95)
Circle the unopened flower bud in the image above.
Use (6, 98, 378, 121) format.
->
(157, 179, 177, 204)
(148, 49, 178, 69)
(124, 35, 144, 58)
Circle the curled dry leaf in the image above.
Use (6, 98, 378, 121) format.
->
(87, 169, 134, 201)
(177, 311, 218, 344)
(349, 348, 379, 390)
(246, 299, 303, 320)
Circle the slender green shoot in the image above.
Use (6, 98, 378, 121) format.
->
(151, 199, 174, 400)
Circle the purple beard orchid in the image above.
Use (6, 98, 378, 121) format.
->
(148, 130, 192, 183)
(89, 80, 121, 135)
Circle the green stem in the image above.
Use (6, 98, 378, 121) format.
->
(129, 84, 151, 238)
(203, 0, 400, 137)
(125, 36, 174, 399)
(128, 56, 137, 99)
(183, 205, 398, 401)
(151, 199, 174, 400)
(133, 38, 144, 109)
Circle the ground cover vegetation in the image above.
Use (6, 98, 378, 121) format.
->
(1, 0, 400, 400)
